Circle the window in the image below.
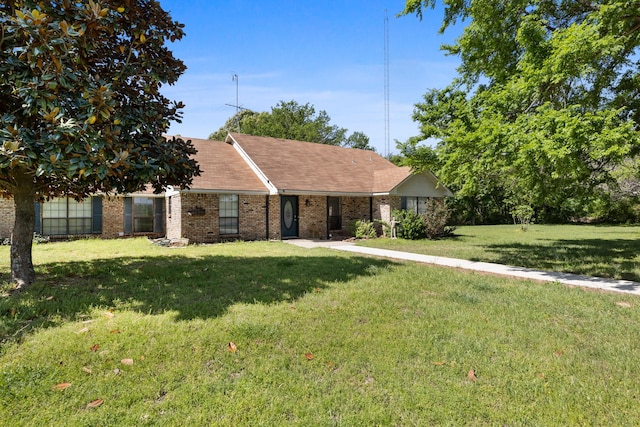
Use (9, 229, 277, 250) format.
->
(133, 197, 154, 232)
(404, 197, 430, 215)
(219, 194, 238, 234)
(124, 197, 162, 234)
(41, 197, 93, 235)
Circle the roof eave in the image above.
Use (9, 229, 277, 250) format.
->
(278, 189, 376, 197)
(180, 188, 270, 195)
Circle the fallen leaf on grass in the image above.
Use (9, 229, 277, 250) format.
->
(121, 358, 134, 365)
(468, 369, 477, 382)
(110, 329, 121, 334)
(431, 361, 446, 366)
(51, 382, 72, 391)
(227, 342, 237, 353)
(103, 311, 115, 318)
(616, 301, 633, 308)
(90, 344, 99, 352)
(304, 353, 314, 360)
(75, 327, 89, 334)
(82, 367, 92, 374)
(86, 399, 104, 408)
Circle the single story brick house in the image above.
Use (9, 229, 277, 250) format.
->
(0, 133, 452, 243)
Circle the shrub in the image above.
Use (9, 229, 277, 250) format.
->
(33, 233, 50, 244)
(0, 233, 50, 246)
(422, 198, 456, 238)
(392, 209, 426, 240)
(347, 219, 378, 239)
(392, 199, 455, 240)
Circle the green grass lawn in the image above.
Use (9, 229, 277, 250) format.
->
(358, 224, 640, 282)
(1, 235, 640, 425)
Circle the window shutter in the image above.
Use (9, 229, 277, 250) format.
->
(123, 197, 132, 234)
(34, 202, 41, 234)
(153, 198, 164, 233)
(92, 196, 103, 234)
(401, 196, 407, 210)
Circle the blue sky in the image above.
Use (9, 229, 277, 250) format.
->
(159, 0, 461, 154)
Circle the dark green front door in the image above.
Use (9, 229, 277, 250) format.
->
(281, 196, 298, 238)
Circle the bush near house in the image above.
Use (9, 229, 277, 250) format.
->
(347, 219, 378, 239)
(392, 199, 455, 240)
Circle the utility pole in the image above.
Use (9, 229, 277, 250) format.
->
(384, 10, 390, 157)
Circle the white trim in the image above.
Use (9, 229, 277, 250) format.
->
(126, 193, 165, 198)
(165, 186, 180, 197)
(180, 188, 269, 195)
(226, 134, 279, 195)
(279, 189, 379, 197)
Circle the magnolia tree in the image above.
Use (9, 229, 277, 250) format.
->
(0, 0, 201, 288)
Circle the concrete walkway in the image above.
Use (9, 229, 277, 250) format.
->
(284, 239, 640, 297)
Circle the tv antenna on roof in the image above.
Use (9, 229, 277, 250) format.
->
(225, 74, 250, 132)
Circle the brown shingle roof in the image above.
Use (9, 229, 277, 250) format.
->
(185, 137, 269, 193)
(227, 133, 409, 195)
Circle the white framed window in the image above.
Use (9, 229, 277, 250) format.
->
(405, 197, 430, 215)
(219, 194, 238, 235)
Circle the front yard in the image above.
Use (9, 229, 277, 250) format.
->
(1, 231, 640, 425)
(358, 224, 640, 281)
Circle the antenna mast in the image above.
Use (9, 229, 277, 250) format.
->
(232, 74, 239, 132)
(226, 74, 251, 132)
(384, 10, 390, 157)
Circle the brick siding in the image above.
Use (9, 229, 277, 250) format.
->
(267, 195, 281, 240)
(298, 195, 327, 239)
(0, 198, 14, 239)
(0, 192, 404, 243)
(342, 196, 372, 227)
(165, 193, 182, 240)
(176, 193, 270, 243)
(101, 196, 123, 238)
(239, 194, 270, 241)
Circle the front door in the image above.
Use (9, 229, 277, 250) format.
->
(281, 196, 299, 238)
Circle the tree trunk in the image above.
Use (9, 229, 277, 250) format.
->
(11, 171, 36, 288)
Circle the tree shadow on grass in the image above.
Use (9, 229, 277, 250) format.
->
(0, 253, 396, 346)
(478, 238, 640, 282)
